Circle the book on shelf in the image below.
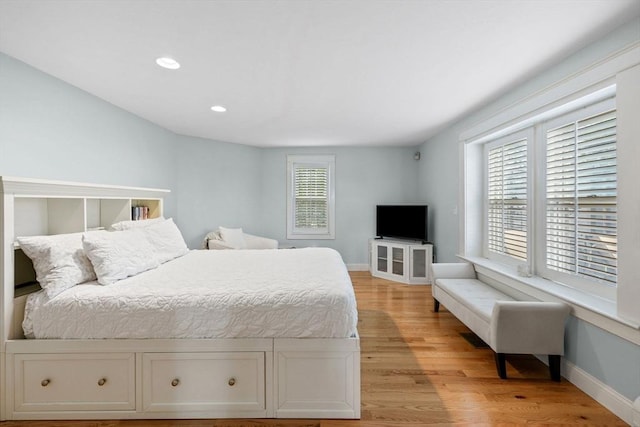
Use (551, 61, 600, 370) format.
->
(131, 205, 150, 221)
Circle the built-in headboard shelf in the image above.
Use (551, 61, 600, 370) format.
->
(1, 176, 169, 198)
(1, 176, 170, 342)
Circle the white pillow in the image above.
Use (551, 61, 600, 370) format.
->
(144, 218, 189, 264)
(17, 233, 97, 298)
(110, 216, 165, 231)
(82, 229, 159, 285)
(219, 226, 246, 249)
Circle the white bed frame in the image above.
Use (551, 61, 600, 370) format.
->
(0, 176, 360, 421)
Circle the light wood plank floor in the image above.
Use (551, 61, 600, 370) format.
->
(1, 272, 625, 426)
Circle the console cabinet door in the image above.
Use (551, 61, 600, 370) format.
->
(409, 245, 432, 284)
(374, 243, 407, 278)
(390, 246, 407, 277)
(375, 243, 390, 273)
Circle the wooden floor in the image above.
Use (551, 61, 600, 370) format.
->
(1, 272, 625, 426)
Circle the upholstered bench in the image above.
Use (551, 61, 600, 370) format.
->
(431, 263, 570, 381)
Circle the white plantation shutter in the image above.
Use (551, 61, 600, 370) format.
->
(294, 167, 328, 228)
(476, 94, 616, 297)
(487, 138, 528, 261)
(287, 155, 335, 239)
(545, 109, 617, 285)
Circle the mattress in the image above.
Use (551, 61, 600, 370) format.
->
(24, 248, 358, 339)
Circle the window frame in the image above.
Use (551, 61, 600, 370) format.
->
(476, 97, 617, 299)
(534, 98, 617, 298)
(483, 129, 533, 267)
(286, 154, 336, 240)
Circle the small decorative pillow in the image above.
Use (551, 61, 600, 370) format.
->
(17, 233, 97, 298)
(207, 239, 236, 250)
(219, 226, 247, 249)
(144, 218, 189, 264)
(110, 216, 165, 231)
(82, 229, 159, 285)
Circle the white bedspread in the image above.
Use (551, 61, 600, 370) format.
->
(24, 248, 358, 339)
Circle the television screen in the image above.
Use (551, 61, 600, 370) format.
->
(376, 205, 428, 242)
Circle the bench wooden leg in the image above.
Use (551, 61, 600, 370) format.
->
(494, 352, 507, 379)
(433, 299, 440, 312)
(549, 355, 561, 382)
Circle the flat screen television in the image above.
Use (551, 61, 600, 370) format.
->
(376, 205, 428, 243)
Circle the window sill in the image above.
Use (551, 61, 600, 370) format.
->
(458, 255, 640, 345)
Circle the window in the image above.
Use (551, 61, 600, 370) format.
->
(478, 97, 617, 295)
(486, 134, 529, 263)
(543, 108, 617, 287)
(286, 155, 335, 239)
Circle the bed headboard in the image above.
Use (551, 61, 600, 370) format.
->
(1, 176, 170, 341)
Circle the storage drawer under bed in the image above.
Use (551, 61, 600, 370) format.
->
(142, 352, 266, 413)
(13, 352, 136, 412)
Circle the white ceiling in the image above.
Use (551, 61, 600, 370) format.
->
(1, 0, 639, 147)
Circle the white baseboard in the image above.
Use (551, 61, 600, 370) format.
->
(535, 354, 636, 424)
(346, 264, 369, 271)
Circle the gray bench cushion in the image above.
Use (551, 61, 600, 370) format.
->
(435, 278, 515, 323)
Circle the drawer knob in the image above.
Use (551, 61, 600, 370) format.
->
(171, 378, 180, 387)
(41, 379, 50, 387)
(98, 378, 107, 386)
(228, 377, 236, 386)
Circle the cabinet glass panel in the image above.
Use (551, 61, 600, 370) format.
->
(377, 246, 388, 272)
(378, 246, 387, 258)
(412, 249, 427, 278)
(377, 258, 388, 272)
(392, 247, 404, 275)
(392, 248, 404, 262)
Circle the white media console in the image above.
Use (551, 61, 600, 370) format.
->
(369, 239, 433, 284)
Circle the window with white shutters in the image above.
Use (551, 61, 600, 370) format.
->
(468, 85, 621, 301)
(487, 137, 528, 261)
(545, 109, 617, 286)
(294, 167, 328, 229)
(286, 155, 335, 239)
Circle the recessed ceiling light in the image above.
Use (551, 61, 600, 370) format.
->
(211, 105, 227, 113)
(155, 57, 180, 70)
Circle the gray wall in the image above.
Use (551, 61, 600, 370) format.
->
(259, 146, 420, 265)
(173, 135, 263, 248)
(174, 143, 420, 262)
(0, 52, 419, 266)
(565, 317, 640, 401)
(417, 19, 640, 402)
(0, 52, 178, 217)
(415, 134, 458, 264)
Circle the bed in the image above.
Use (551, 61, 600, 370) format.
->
(24, 248, 358, 340)
(0, 176, 360, 421)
